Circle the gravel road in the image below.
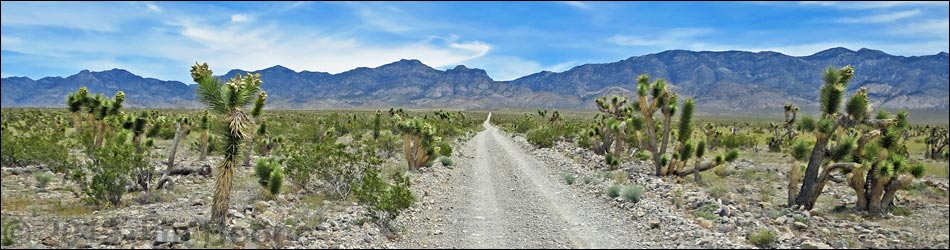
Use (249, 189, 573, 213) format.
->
(396, 114, 670, 248)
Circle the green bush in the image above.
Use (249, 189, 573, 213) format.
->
(607, 184, 621, 198)
(526, 127, 556, 148)
(440, 156, 454, 167)
(713, 165, 736, 177)
(438, 141, 453, 157)
(268, 165, 283, 196)
(255, 158, 277, 187)
(693, 204, 718, 221)
(721, 133, 756, 149)
(34, 171, 54, 189)
(1, 216, 19, 246)
(285, 142, 380, 200)
(355, 167, 415, 223)
(622, 185, 644, 203)
(747, 228, 777, 248)
(562, 173, 576, 185)
(634, 151, 651, 161)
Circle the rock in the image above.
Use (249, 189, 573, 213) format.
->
(172, 222, 189, 230)
(793, 222, 808, 230)
(697, 218, 713, 229)
(649, 220, 661, 229)
(153, 230, 180, 245)
(136, 243, 153, 249)
(431, 230, 443, 235)
(828, 239, 848, 249)
(232, 219, 250, 229)
(774, 216, 788, 225)
(364, 237, 373, 243)
(801, 240, 832, 249)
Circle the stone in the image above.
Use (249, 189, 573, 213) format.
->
(697, 218, 713, 229)
(827, 239, 848, 249)
(801, 240, 832, 249)
(774, 216, 788, 225)
(153, 230, 180, 245)
(232, 219, 250, 229)
(649, 220, 661, 229)
(793, 222, 808, 230)
(317, 222, 331, 231)
(172, 222, 189, 230)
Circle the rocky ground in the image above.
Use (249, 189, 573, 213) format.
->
(2, 117, 948, 249)
(1, 154, 391, 249)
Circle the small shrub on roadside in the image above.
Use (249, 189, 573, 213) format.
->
(526, 127, 556, 148)
(606, 184, 621, 198)
(622, 185, 644, 203)
(562, 173, 576, 185)
(747, 228, 777, 248)
(1, 216, 19, 246)
(440, 156, 454, 167)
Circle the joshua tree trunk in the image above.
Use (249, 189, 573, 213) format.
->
(794, 133, 832, 210)
(199, 130, 209, 162)
(157, 122, 184, 190)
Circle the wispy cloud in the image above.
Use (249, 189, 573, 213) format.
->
(145, 2, 161, 12)
(230, 14, 250, 23)
(798, 1, 948, 9)
(608, 28, 715, 47)
(835, 9, 921, 23)
(889, 19, 950, 38)
(350, 3, 416, 34)
(561, 1, 592, 10)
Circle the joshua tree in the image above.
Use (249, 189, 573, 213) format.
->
(700, 123, 722, 150)
(589, 96, 635, 169)
(925, 127, 948, 160)
(242, 92, 267, 168)
(633, 74, 679, 176)
(157, 115, 191, 190)
(396, 115, 440, 170)
(767, 103, 799, 152)
(197, 110, 212, 162)
(791, 65, 924, 212)
(191, 62, 266, 229)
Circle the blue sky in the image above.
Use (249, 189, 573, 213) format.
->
(2, 1, 948, 82)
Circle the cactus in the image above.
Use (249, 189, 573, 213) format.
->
(925, 127, 948, 160)
(790, 66, 922, 213)
(590, 96, 634, 169)
(192, 62, 266, 229)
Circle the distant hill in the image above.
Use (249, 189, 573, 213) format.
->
(3, 48, 947, 113)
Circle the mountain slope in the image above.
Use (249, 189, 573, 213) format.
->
(2, 48, 947, 111)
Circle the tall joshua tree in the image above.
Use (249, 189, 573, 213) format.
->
(191, 62, 266, 228)
(791, 65, 923, 212)
(634, 74, 678, 176)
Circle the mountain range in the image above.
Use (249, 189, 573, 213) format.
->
(2, 47, 947, 114)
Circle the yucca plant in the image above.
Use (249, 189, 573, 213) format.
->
(790, 66, 923, 213)
(634, 74, 678, 176)
(191, 62, 266, 228)
(396, 115, 440, 170)
(198, 110, 212, 161)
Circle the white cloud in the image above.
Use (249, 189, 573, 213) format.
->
(798, 1, 947, 9)
(561, 1, 592, 10)
(146, 3, 161, 12)
(0, 2, 147, 32)
(171, 19, 491, 79)
(835, 9, 920, 24)
(350, 3, 416, 34)
(231, 14, 250, 23)
(889, 19, 950, 38)
(608, 28, 715, 47)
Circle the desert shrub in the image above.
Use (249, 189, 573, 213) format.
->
(634, 151, 651, 161)
(437, 141, 453, 157)
(622, 185, 644, 203)
(526, 127, 556, 148)
(693, 204, 718, 221)
(747, 228, 777, 248)
(713, 165, 736, 177)
(268, 164, 284, 196)
(440, 156, 454, 167)
(284, 142, 380, 200)
(709, 186, 729, 199)
(255, 158, 278, 187)
(354, 167, 415, 224)
(34, 171, 54, 189)
(562, 172, 576, 185)
(721, 133, 757, 149)
(606, 184, 621, 198)
(1, 216, 19, 246)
